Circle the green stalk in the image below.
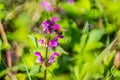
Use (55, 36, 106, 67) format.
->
(44, 36, 49, 80)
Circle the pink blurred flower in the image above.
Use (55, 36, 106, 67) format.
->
(41, 0, 54, 12)
(67, 0, 74, 4)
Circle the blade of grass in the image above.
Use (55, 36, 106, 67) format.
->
(94, 37, 118, 64)
(22, 57, 32, 80)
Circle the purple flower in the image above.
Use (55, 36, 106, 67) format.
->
(41, 17, 60, 33)
(34, 52, 59, 66)
(67, 0, 74, 4)
(34, 52, 43, 64)
(41, 0, 54, 12)
(53, 24, 60, 30)
(49, 39, 59, 48)
(54, 35, 64, 40)
(48, 52, 59, 64)
(49, 35, 64, 48)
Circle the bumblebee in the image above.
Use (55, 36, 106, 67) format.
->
(55, 29, 63, 36)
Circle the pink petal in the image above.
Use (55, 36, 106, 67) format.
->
(52, 17, 59, 22)
(41, 0, 54, 12)
(34, 52, 43, 63)
(48, 52, 59, 64)
(38, 39, 45, 44)
(53, 24, 60, 30)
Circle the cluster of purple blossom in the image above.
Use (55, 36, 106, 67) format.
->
(34, 17, 64, 66)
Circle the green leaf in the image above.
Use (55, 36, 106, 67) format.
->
(84, 29, 105, 51)
(55, 46, 68, 55)
(48, 70, 57, 80)
(0, 39, 2, 50)
(22, 54, 35, 68)
(28, 35, 38, 47)
(105, 23, 116, 34)
(73, 66, 79, 80)
(85, 9, 101, 20)
(78, 33, 88, 53)
(60, 2, 90, 17)
(0, 69, 8, 78)
(83, 37, 118, 79)
(30, 64, 40, 75)
(60, 3, 81, 17)
(83, 21, 89, 33)
(113, 69, 120, 79)
(16, 73, 27, 80)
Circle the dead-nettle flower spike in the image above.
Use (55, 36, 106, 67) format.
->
(34, 17, 64, 67)
(34, 52, 59, 66)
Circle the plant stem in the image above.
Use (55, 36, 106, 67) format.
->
(44, 36, 49, 80)
(0, 21, 8, 46)
(0, 21, 12, 68)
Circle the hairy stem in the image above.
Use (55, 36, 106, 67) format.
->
(44, 36, 49, 80)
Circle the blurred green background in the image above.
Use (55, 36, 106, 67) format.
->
(0, 0, 120, 80)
